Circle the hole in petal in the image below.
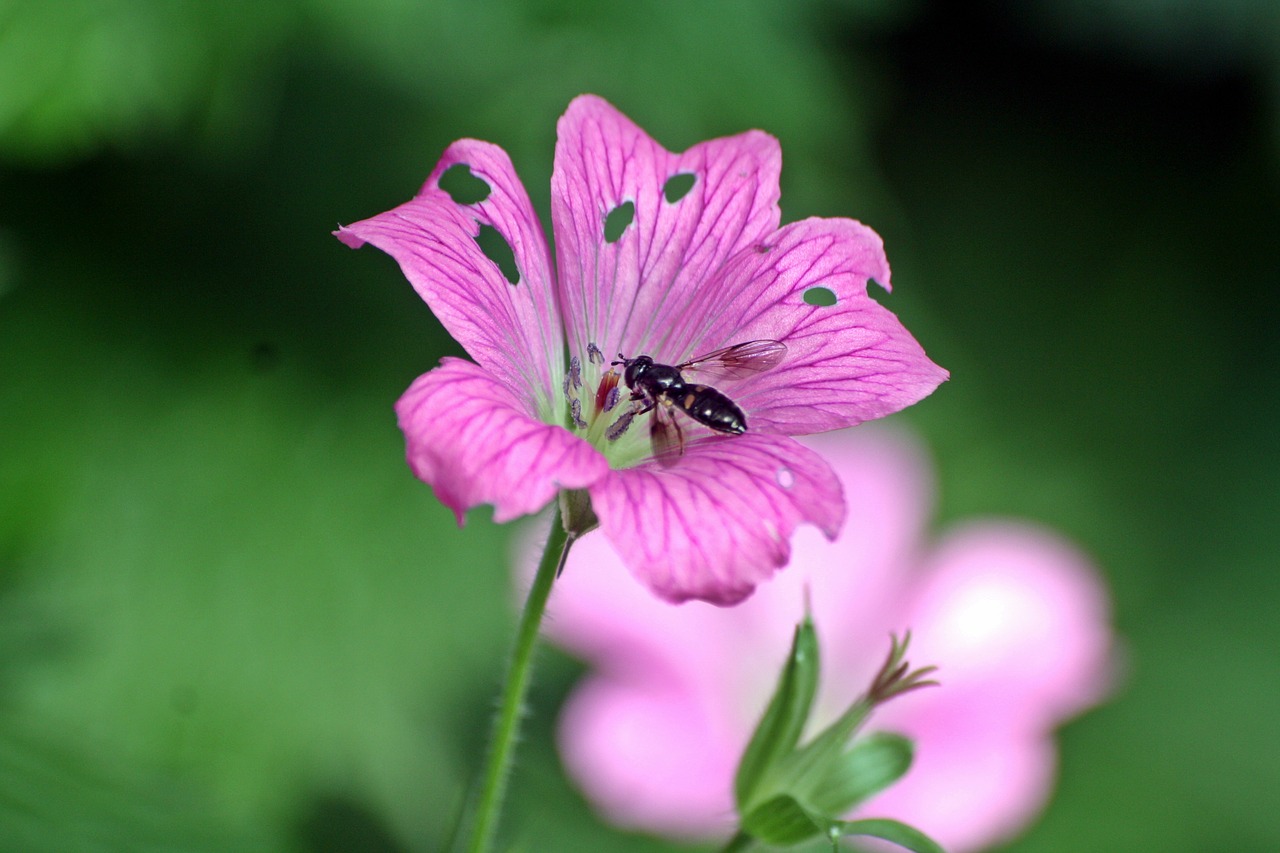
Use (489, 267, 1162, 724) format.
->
(439, 163, 491, 204)
(604, 201, 635, 243)
(803, 286, 837, 307)
(866, 278, 891, 306)
(475, 224, 520, 284)
(662, 172, 696, 203)
(776, 467, 795, 489)
(865, 275, 896, 306)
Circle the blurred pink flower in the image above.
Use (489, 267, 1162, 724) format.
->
(337, 95, 945, 605)
(539, 428, 1114, 851)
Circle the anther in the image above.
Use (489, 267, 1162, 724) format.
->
(606, 409, 635, 441)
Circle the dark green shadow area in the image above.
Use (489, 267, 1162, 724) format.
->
(295, 793, 411, 853)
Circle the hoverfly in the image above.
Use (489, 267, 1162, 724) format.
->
(612, 340, 786, 463)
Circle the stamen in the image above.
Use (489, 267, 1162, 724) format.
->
(562, 373, 571, 399)
(603, 384, 620, 412)
(571, 398, 587, 429)
(587, 342, 605, 365)
(605, 409, 635, 441)
(569, 355, 583, 389)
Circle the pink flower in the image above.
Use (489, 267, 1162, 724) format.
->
(540, 428, 1114, 851)
(337, 95, 946, 604)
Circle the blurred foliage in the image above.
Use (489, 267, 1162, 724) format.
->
(0, 0, 294, 163)
(1, 0, 1279, 851)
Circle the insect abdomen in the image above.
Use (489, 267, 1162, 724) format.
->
(679, 385, 747, 434)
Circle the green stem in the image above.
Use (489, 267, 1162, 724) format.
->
(461, 508, 574, 853)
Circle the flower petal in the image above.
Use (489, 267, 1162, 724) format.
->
(537, 427, 1113, 848)
(862, 523, 1114, 851)
(678, 218, 948, 434)
(543, 522, 792, 697)
(551, 94, 782, 359)
(396, 358, 609, 523)
(337, 140, 562, 411)
(588, 433, 844, 605)
(790, 430, 936, 670)
(557, 675, 740, 838)
(857, 706, 1059, 853)
(895, 523, 1115, 724)
(540, 429, 931, 837)
(539, 520, 798, 837)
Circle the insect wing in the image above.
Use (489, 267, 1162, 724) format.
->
(678, 340, 786, 382)
(648, 404, 686, 466)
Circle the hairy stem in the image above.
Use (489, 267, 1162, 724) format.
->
(460, 509, 574, 853)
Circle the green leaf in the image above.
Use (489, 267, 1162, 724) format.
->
(740, 794, 823, 846)
(805, 732, 915, 815)
(836, 818, 946, 853)
(762, 694, 874, 803)
(734, 616, 820, 809)
(741, 799, 945, 853)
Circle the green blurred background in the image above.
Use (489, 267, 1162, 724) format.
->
(2, 0, 1277, 850)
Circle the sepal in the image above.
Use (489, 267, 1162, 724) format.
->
(734, 615, 820, 809)
(832, 818, 945, 853)
(802, 732, 914, 817)
(740, 798, 944, 852)
(732, 625, 944, 851)
(740, 794, 824, 847)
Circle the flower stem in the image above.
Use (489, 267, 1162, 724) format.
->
(461, 508, 574, 853)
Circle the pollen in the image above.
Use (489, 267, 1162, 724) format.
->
(568, 355, 583, 389)
(605, 408, 635, 441)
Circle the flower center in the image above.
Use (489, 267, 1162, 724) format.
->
(563, 342, 650, 468)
